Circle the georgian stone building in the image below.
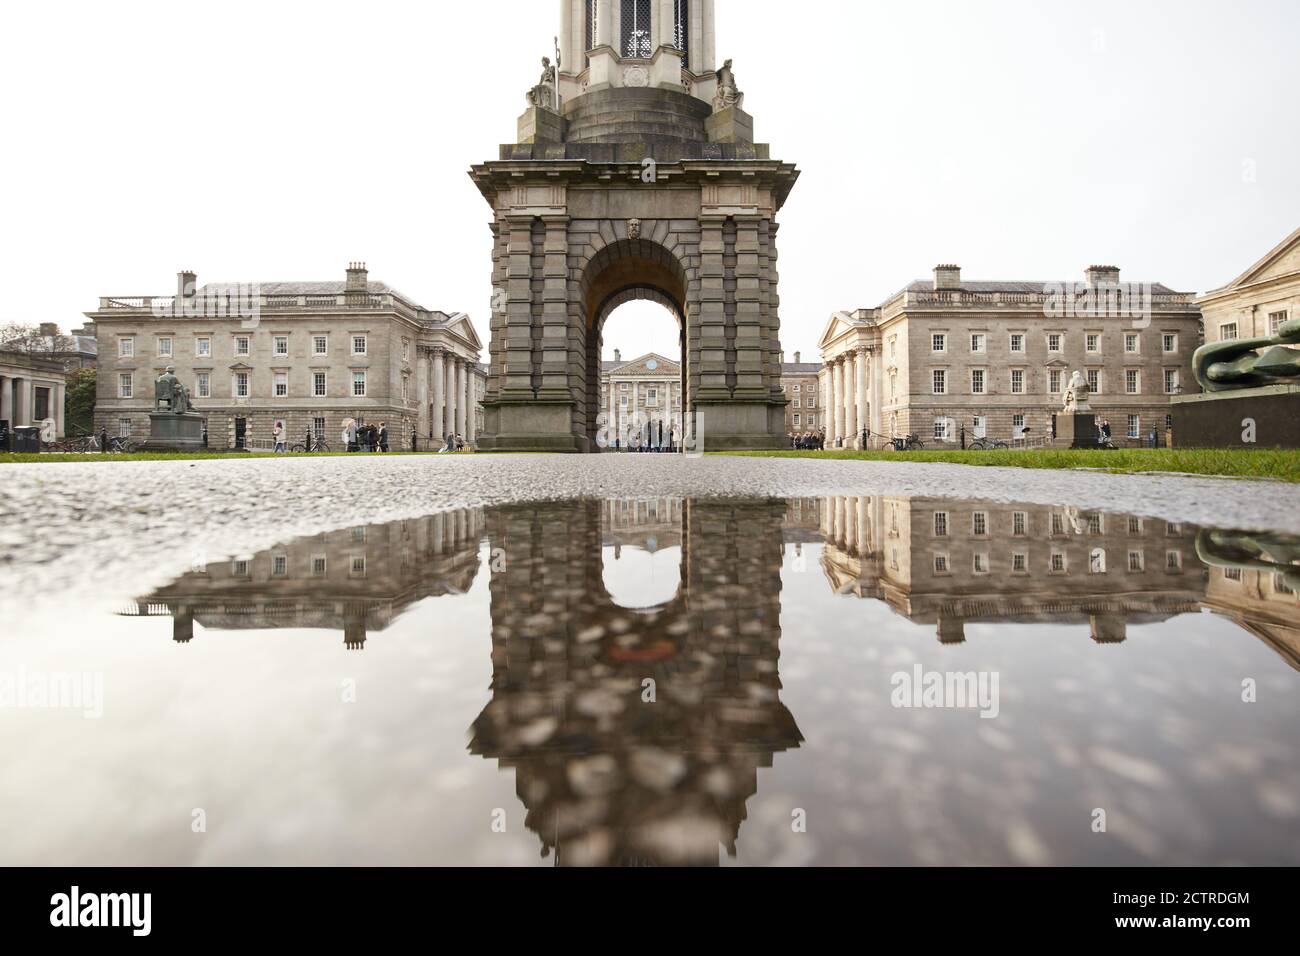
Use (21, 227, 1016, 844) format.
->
(1197, 226, 1300, 344)
(820, 265, 1203, 447)
(0, 350, 68, 438)
(86, 264, 484, 450)
(778, 352, 821, 435)
(601, 350, 683, 445)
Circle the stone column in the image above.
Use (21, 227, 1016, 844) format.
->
(456, 359, 468, 437)
(12, 378, 25, 426)
(465, 363, 477, 443)
(869, 347, 883, 437)
(0, 375, 9, 425)
(431, 349, 446, 440)
(856, 497, 870, 556)
(825, 362, 837, 442)
(416, 348, 430, 438)
(444, 352, 457, 439)
(596, 0, 613, 46)
(54, 383, 65, 437)
(844, 353, 857, 446)
(856, 348, 870, 448)
(560, 0, 574, 70)
(836, 361, 848, 443)
(700, 0, 716, 71)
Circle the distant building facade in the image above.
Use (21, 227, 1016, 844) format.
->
(601, 350, 683, 447)
(86, 264, 483, 450)
(779, 352, 822, 435)
(0, 323, 98, 372)
(1197, 226, 1300, 345)
(0, 350, 68, 437)
(821, 264, 1203, 447)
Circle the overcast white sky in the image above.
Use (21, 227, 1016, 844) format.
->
(1, 0, 1297, 363)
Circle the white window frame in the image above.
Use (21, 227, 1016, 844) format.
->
(1009, 333, 1025, 354)
(313, 371, 327, 398)
(1010, 369, 1025, 394)
(932, 332, 947, 354)
(196, 336, 211, 358)
(196, 372, 211, 398)
(1164, 369, 1179, 394)
(1125, 332, 1140, 354)
(970, 369, 985, 395)
(313, 334, 329, 356)
(352, 370, 367, 397)
(932, 369, 947, 395)
(235, 335, 250, 356)
(1220, 322, 1238, 341)
(1047, 332, 1063, 353)
(1086, 333, 1100, 354)
(970, 333, 986, 354)
(1162, 332, 1178, 353)
(351, 335, 368, 357)
(118, 337, 135, 358)
(274, 335, 289, 357)
(274, 371, 289, 398)
(156, 336, 173, 358)
(118, 373, 133, 398)
(233, 372, 250, 398)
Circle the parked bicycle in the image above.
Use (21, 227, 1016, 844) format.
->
(290, 437, 333, 454)
(891, 434, 926, 452)
(969, 436, 1010, 451)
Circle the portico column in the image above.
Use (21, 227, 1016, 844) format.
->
(465, 363, 476, 443)
(596, 0, 613, 47)
(869, 348, 883, 438)
(431, 349, 446, 439)
(455, 359, 468, 437)
(0, 375, 10, 425)
(844, 354, 857, 445)
(856, 348, 870, 448)
(825, 361, 837, 442)
(444, 352, 457, 439)
(54, 383, 65, 437)
(12, 378, 25, 426)
(835, 360, 847, 443)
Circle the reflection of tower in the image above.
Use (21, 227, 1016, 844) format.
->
(470, 498, 802, 866)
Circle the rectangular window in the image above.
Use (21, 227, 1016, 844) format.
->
(118, 337, 134, 358)
(118, 418, 131, 437)
(274, 335, 288, 356)
(118, 373, 133, 398)
(1166, 550, 1182, 571)
(351, 556, 367, 576)
(352, 335, 367, 356)
(933, 369, 947, 394)
(235, 336, 250, 356)
(973, 553, 989, 574)
(1221, 323, 1238, 340)
(196, 337, 211, 358)
(1128, 516, 1143, 534)
(313, 418, 325, 441)
(1088, 370, 1101, 394)
(353, 371, 367, 397)
(972, 512, 988, 536)
(1269, 311, 1288, 335)
(1013, 512, 1027, 536)
(1163, 333, 1178, 352)
(1049, 369, 1062, 395)
(273, 555, 288, 577)
(232, 560, 249, 577)
(934, 512, 949, 537)
(157, 336, 172, 357)
(312, 555, 327, 576)
(274, 372, 288, 397)
(1012, 552, 1028, 573)
(1051, 513, 1065, 536)
(807, 394, 815, 408)
(196, 372, 210, 398)
(1164, 369, 1179, 394)
(313, 335, 328, 356)
(1010, 333, 1025, 353)
(1086, 333, 1100, 353)
(970, 333, 986, 353)
(932, 333, 946, 353)
(234, 372, 249, 398)
(1128, 551, 1145, 572)
(1126, 369, 1140, 394)
(1012, 414, 1025, 437)
(1050, 552, 1067, 573)
(971, 369, 985, 395)
(792, 399, 801, 409)
(1010, 370, 1024, 394)
(1125, 333, 1140, 353)
(1047, 333, 1062, 353)
(402, 376, 410, 403)
(1224, 568, 1243, 582)
(1088, 514, 1103, 535)
(1128, 414, 1140, 439)
(793, 414, 801, 427)
(402, 340, 410, 362)
(313, 372, 327, 397)
(933, 418, 950, 441)
(621, 0, 654, 57)
(934, 554, 949, 574)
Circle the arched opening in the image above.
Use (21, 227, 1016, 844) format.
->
(600, 498, 685, 610)
(579, 238, 691, 452)
(602, 299, 682, 451)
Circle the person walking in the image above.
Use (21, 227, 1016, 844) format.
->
(273, 420, 286, 454)
(378, 422, 389, 453)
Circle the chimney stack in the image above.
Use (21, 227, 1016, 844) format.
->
(346, 262, 369, 292)
(177, 270, 197, 300)
(614, 349, 622, 363)
(779, 350, 786, 365)
(933, 264, 962, 291)
(794, 351, 801, 364)
(39, 323, 59, 337)
(1085, 265, 1121, 287)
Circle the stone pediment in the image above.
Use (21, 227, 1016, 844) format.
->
(818, 312, 856, 349)
(610, 352, 680, 376)
(443, 312, 483, 351)
(1225, 226, 1300, 289)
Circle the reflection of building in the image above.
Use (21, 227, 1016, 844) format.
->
(821, 264, 1202, 447)
(470, 499, 803, 866)
(1197, 226, 1300, 345)
(87, 264, 485, 449)
(1197, 528, 1300, 670)
(818, 497, 1206, 644)
(118, 510, 483, 648)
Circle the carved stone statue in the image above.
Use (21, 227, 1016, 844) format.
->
(627, 219, 641, 240)
(154, 365, 192, 415)
(713, 58, 744, 111)
(526, 56, 558, 109)
(1061, 370, 1092, 412)
(1193, 318, 1300, 392)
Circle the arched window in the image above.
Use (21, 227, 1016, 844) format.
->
(622, 0, 653, 58)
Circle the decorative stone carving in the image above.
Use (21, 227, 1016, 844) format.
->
(713, 59, 744, 111)
(1061, 370, 1092, 412)
(1193, 318, 1300, 392)
(627, 219, 641, 240)
(623, 65, 650, 88)
(526, 57, 558, 109)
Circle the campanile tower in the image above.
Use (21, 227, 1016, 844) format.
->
(473, 0, 798, 452)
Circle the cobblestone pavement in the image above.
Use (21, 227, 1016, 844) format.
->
(2, 454, 1297, 619)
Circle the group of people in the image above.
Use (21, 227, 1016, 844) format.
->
(343, 419, 390, 453)
(789, 430, 826, 450)
(438, 433, 466, 453)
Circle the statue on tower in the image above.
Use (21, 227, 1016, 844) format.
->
(526, 56, 558, 110)
(713, 59, 744, 111)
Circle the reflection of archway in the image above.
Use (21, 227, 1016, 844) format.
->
(471, 498, 802, 865)
(581, 239, 691, 450)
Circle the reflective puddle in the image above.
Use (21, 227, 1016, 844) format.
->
(2, 497, 1298, 865)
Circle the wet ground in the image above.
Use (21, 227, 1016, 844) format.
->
(1, 457, 1298, 865)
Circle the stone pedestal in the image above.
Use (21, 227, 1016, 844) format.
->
(142, 412, 205, 452)
(517, 105, 567, 144)
(1055, 412, 1098, 449)
(1171, 385, 1300, 449)
(704, 106, 753, 144)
